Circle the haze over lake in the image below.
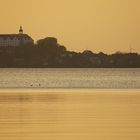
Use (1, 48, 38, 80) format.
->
(0, 68, 139, 88)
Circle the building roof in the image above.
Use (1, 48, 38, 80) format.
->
(0, 34, 33, 40)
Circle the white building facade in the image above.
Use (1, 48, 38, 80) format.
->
(0, 26, 34, 47)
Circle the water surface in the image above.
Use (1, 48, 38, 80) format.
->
(0, 68, 139, 88)
(0, 89, 140, 140)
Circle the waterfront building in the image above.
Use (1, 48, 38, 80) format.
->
(0, 26, 34, 47)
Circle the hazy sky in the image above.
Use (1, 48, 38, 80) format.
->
(0, 0, 140, 53)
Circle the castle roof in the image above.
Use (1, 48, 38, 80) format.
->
(0, 34, 33, 40)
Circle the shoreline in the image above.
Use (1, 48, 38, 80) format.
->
(0, 88, 140, 93)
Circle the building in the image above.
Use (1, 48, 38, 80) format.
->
(0, 26, 34, 47)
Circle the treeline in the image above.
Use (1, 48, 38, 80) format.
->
(0, 37, 140, 68)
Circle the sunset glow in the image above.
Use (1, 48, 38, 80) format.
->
(0, 0, 140, 53)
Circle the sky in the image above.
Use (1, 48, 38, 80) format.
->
(0, 0, 140, 53)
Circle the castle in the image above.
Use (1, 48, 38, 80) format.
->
(0, 26, 34, 47)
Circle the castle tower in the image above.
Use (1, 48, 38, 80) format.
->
(19, 26, 23, 34)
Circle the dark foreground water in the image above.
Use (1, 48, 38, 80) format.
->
(0, 89, 140, 140)
(0, 68, 139, 88)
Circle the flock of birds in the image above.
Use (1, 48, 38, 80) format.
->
(30, 84, 41, 87)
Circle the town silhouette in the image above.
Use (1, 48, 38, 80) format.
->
(0, 36, 139, 68)
(0, 27, 139, 68)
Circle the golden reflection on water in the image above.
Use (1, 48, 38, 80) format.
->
(0, 90, 140, 140)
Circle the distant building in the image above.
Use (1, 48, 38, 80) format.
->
(0, 26, 34, 47)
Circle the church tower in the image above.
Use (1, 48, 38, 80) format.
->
(19, 26, 23, 34)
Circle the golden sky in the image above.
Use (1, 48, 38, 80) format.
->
(0, 0, 140, 53)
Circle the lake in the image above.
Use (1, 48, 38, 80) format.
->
(0, 68, 139, 139)
(0, 89, 140, 140)
(0, 68, 139, 88)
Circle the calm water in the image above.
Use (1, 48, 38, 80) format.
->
(0, 89, 140, 140)
(0, 68, 139, 88)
